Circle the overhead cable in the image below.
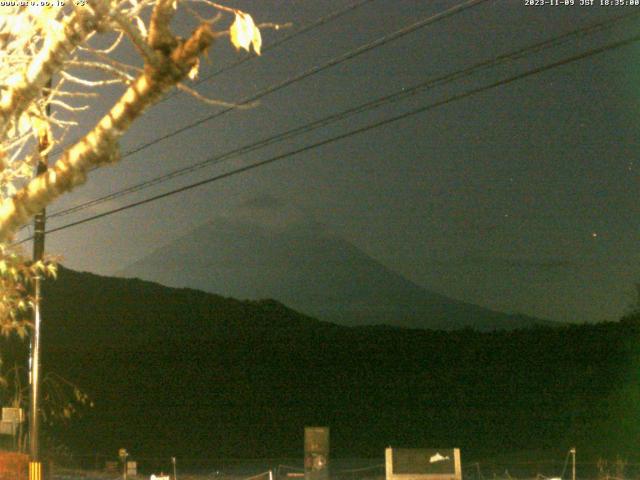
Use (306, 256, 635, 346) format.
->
(17, 31, 640, 243)
(46, 9, 640, 220)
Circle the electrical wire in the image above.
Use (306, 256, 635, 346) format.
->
(47, 0, 491, 165)
(46, 0, 378, 160)
(183, 0, 378, 91)
(16, 30, 640, 243)
(44, 8, 640, 221)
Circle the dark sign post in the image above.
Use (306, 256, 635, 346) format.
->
(119, 449, 128, 480)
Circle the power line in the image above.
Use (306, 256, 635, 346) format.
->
(46, 0, 378, 159)
(35, 0, 491, 223)
(180, 0, 378, 92)
(17, 31, 640, 243)
(49, 0, 490, 166)
(121, 0, 490, 157)
(45, 9, 640, 221)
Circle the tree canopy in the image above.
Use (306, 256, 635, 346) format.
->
(0, 1, 263, 331)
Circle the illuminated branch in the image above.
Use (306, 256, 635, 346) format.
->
(0, 23, 214, 241)
(0, 1, 264, 329)
(0, 2, 109, 138)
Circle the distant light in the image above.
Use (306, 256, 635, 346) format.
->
(591, 232, 598, 238)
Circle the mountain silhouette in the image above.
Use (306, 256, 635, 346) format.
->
(117, 197, 553, 331)
(26, 267, 639, 465)
(30, 268, 640, 464)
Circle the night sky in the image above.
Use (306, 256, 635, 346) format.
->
(22, 0, 640, 324)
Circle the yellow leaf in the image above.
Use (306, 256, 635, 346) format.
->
(252, 24, 262, 56)
(19, 162, 33, 177)
(28, 5, 58, 30)
(188, 58, 200, 80)
(230, 12, 261, 55)
(46, 263, 57, 279)
(5, 183, 16, 197)
(17, 112, 31, 136)
(30, 106, 49, 138)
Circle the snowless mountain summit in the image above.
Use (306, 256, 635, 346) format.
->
(117, 195, 552, 331)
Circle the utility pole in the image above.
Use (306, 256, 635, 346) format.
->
(29, 79, 51, 478)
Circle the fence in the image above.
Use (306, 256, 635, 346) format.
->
(462, 460, 640, 480)
(49, 456, 640, 480)
(51, 457, 385, 480)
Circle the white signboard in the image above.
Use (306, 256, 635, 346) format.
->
(385, 448, 462, 480)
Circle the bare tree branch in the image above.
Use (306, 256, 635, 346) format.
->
(0, 2, 109, 138)
(0, 23, 214, 241)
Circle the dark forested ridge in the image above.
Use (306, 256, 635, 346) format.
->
(26, 267, 640, 462)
